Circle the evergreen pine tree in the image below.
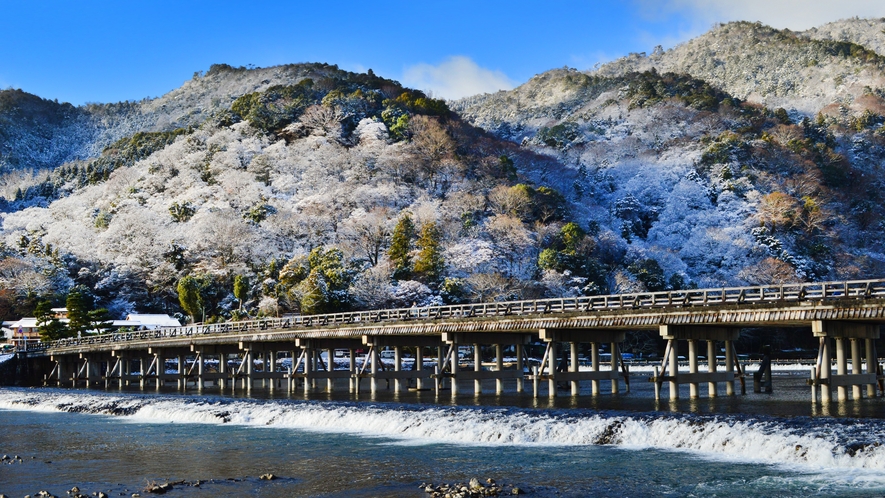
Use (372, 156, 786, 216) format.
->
(233, 275, 249, 310)
(177, 275, 204, 323)
(36, 300, 71, 341)
(413, 221, 445, 283)
(388, 213, 415, 279)
(298, 271, 328, 315)
(66, 290, 93, 337)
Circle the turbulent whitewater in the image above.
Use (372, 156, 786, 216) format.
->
(2, 389, 883, 474)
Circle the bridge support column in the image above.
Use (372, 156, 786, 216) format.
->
(548, 342, 558, 398)
(442, 333, 530, 397)
(707, 341, 717, 397)
(867, 339, 878, 398)
(820, 337, 831, 403)
(416, 346, 424, 391)
(668, 340, 679, 400)
(311, 349, 319, 390)
(84, 354, 101, 387)
(812, 321, 880, 402)
(244, 349, 253, 392)
(688, 340, 699, 398)
(591, 343, 600, 395)
(474, 344, 482, 395)
(269, 351, 278, 391)
(497, 344, 505, 395)
(327, 348, 335, 392)
(195, 352, 204, 390)
(54, 358, 64, 387)
(611, 342, 621, 394)
(538, 329, 626, 397)
(218, 353, 227, 390)
(370, 346, 378, 395)
(836, 338, 848, 401)
(349, 349, 357, 392)
(851, 339, 862, 400)
(124, 356, 133, 387)
(569, 342, 579, 396)
(656, 326, 741, 400)
(394, 346, 403, 394)
(516, 344, 524, 394)
(435, 345, 445, 393)
(450, 346, 459, 397)
(177, 354, 185, 390)
(724, 340, 735, 396)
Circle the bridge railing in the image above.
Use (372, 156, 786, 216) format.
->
(31, 278, 885, 352)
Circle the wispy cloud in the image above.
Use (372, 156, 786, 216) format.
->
(401, 56, 517, 100)
(639, 0, 885, 31)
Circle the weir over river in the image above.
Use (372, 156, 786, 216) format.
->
(17, 279, 885, 404)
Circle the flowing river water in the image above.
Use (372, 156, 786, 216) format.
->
(2, 369, 885, 497)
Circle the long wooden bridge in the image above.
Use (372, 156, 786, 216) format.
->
(23, 279, 885, 403)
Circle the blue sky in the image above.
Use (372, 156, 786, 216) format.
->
(2, 0, 885, 104)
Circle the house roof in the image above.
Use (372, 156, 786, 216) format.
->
(125, 314, 181, 328)
(7, 318, 39, 328)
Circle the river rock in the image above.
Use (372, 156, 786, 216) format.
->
(69, 487, 80, 494)
(511, 487, 523, 495)
(143, 483, 172, 494)
(469, 478, 482, 489)
(259, 473, 277, 480)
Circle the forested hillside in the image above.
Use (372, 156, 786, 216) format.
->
(2, 20, 885, 327)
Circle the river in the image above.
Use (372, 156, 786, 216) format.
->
(1, 370, 884, 497)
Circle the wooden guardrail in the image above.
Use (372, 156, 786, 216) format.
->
(27, 279, 885, 352)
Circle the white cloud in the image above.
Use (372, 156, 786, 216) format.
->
(642, 0, 885, 31)
(401, 56, 517, 100)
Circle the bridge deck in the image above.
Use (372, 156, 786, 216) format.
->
(26, 279, 885, 356)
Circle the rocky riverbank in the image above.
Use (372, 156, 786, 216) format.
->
(421, 477, 526, 497)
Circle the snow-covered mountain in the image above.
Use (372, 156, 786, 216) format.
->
(2, 20, 884, 324)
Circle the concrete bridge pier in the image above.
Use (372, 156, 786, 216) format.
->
(812, 321, 881, 402)
(654, 325, 741, 400)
